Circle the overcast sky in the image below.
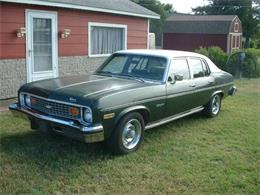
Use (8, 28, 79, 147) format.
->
(160, 0, 209, 14)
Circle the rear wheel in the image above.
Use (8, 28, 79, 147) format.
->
(107, 112, 144, 154)
(204, 94, 222, 117)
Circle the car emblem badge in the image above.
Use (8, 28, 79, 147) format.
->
(69, 97, 77, 103)
(45, 105, 52, 109)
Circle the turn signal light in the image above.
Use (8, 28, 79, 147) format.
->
(31, 97, 36, 105)
(69, 107, 79, 116)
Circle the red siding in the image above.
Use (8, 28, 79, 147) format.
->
(163, 33, 228, 52)
(0, 3, 148, 59)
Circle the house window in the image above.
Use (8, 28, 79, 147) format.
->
(232, 35, 240, 50)
(88, 22, 127, 57)
(232, 36, 236, 48)
(236, 36, 240, 48)
(234, 22, 239, 32)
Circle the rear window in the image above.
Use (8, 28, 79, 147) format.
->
(189, 58, 210, 78)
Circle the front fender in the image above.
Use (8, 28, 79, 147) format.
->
(114, 105, 150, 126)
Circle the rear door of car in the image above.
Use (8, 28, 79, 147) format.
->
(188, 57, 215, 107)
(166, 57, 197, 116)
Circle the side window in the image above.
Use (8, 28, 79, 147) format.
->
(189, 58, 205, 78)
(171, 59, 190, 80)
(201, 60, 211, 76)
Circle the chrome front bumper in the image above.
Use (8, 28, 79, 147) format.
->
(9, 103, 104, 143)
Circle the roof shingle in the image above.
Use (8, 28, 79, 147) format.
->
(1, 0, 160, 19)
(164, 15, 238, 34)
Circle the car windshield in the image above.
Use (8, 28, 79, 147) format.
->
(96, 54, 167, 82)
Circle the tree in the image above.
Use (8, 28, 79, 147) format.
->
(192, 0, 260, 48)
(132, 0, 174, 46)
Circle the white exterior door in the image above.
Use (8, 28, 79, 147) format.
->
(26, 10, 58, 82)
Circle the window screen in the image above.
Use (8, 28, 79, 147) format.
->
(90, 26, 125, 55)
(33, 18, 52, 72)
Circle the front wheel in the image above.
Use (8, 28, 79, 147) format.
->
(204, 94, 222, 117)
(107, 112, 145, 154)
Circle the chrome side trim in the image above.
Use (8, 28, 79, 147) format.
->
(9, 103, 103, 133)
(145, 106, 204, 130)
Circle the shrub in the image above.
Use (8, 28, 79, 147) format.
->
(195, 46, 260, 78)
(195, 46, 229, 71)
(242, 48, 260, 78)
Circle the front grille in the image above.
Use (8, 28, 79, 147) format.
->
(30, 96, 81, 120)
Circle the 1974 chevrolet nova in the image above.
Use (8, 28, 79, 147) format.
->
(9, 50, 236, 154)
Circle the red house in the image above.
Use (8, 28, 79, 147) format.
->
(163, 15, 242, 54)
(0, 0, 159, 99)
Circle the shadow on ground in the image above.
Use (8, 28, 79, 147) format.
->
(0, 112, 208, 167)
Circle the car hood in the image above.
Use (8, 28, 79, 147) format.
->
(21, 74, 147, 104)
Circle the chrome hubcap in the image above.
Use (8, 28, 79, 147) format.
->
(122, 119, 142, 150)
(212, 95, 220, 115)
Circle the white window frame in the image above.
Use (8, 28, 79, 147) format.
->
(88, 22, 127, 57)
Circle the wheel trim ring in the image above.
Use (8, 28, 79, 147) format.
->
(212, 95, 220, 115)
(122, 119, 142, 150)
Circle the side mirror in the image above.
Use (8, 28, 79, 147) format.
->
(175, 73, 184, 81)
(168, 73, 176, 84)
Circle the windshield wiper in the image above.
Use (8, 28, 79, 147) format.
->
(116, 73, 144, 83)
(96, 70, 113, 77)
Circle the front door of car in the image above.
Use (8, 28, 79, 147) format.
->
(166, 58, 196, 117)
(188, 58, 215, 107)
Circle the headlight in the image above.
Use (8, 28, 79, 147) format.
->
(83, 107, 92, 123)
(25, 95, 31, 107)
(19, 93, 25, 106)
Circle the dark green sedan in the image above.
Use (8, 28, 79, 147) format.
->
(9, 50, 236, 154)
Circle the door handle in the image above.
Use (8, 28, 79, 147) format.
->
(208, 81, 214, 84)
(189, 83, 196, 87)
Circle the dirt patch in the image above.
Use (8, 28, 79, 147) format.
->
(0, 98, 17, 112)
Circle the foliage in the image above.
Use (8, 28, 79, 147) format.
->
(196, 46, 260, 78)
(131, 0, 174, 45)
(1, 79, 260, 194)
(241, 48, 260, 78)
(192, 0, 260, 48)
(195, 46, 229, 71)
(227, 48, 260, 78)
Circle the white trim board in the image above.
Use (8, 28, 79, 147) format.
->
(1, 0, 160, 19)
(88, 22, 128, 58)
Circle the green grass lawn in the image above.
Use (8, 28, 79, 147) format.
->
(0, 79, 259, 194)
